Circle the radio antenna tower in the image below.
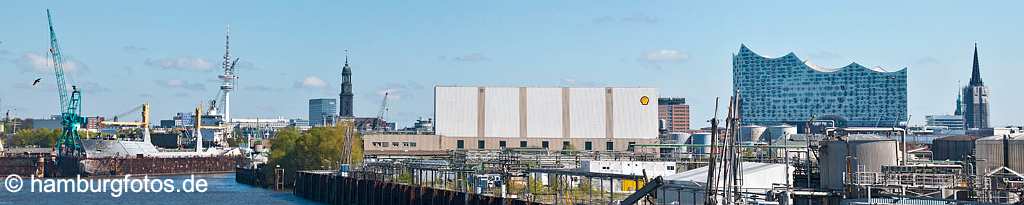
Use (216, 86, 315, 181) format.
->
(218, 25, 238, 130)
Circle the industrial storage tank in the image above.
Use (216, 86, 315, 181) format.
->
(667, 132, 691, 143)
(817, 135, 898, 190)
(932, 135, 977, 162)
(974, 134, 1024, 176)
(767, 125, 797, 142)
(739, 125, 767, 142)
(688, 133, 712, 154)
(667, 132, 690, 153)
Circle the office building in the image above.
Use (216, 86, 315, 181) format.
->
(85, 116, 105, 130)
(308, 98, 337, 127)
(926, 115, 966, 131)
(961, 44, 991, 129)
(732, 45, 907, 127)
(658, 97, 690, 132)
(159, 120, 175, 129)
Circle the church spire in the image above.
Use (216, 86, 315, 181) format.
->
(970, 43, 984, 86)
(339, 50, 354, 117)
(954, 91, 963, 116)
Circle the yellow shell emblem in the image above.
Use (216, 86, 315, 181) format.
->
(640, 96, 650, 105)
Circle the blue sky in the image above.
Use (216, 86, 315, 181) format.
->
(1, 1, 1022, 128)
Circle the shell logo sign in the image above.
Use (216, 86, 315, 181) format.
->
(640, 96, 650, 105)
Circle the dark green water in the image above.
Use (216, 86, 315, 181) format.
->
(0, 174, 317, 205)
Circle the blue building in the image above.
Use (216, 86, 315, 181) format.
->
(732, 45, 907, 128)
(308, 98, 337, 127)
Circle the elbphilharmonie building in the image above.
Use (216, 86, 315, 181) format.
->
(732, 45, 907, 127)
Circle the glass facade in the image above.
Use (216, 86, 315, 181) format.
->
(308, 98, 338, 127)
(732, 45, 907, 127)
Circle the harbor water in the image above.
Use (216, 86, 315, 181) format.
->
(0, 173, 315, 205)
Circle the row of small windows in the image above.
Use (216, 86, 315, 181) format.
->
(370, 141, 417, 148)
(455, 140, 636, 151)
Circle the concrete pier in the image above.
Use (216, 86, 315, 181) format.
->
(294, 171, 546, 205)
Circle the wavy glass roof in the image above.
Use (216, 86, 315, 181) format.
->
(737, 44, 906, 74)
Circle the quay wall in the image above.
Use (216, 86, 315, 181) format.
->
(0, 156, 241, 177)
(81, 156, 242, 176)
(294, 171, 546, 205)
(235, 166, 266, 187)
(0, 157, 48, 176)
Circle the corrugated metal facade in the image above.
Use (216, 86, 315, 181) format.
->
(434, 87, 478, 137)
(975, 134, 1024, 175)
(435, 86, 657, 139)
(525, 88, 562, 138)
(569, 88, 607, 138)
(931, 135, 976, 162)
(611, 88, 658, 139)
(483, 87, 519, 138)
(818, 139, 898, 190)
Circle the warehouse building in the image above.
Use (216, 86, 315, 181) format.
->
(434, 86, 659, 152)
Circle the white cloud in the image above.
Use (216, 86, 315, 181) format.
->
(145, 57, 214, 71)
(296, 76, 327, 89)
(14, 52, 85, 74)
(641, 49, 688, 63)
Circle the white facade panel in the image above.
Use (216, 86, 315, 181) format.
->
(580, 160, 676, 177)
(526, 88, 563, 138)
(484, 87, 520, 138)
(569, 88, 606, 138)
(436, 86, 657, 140)
(612, 88, 658, 139)
(434, 87, 478, 137)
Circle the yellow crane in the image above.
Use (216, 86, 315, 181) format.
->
(191, 103, 229, 152)
(100, 103, 151, 143)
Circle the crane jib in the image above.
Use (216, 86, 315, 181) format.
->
(47, 9, 86, 160)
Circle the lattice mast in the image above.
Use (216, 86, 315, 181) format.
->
(47, 9, 85, 159)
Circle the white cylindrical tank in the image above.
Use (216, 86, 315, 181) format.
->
(667, 132, 691, 143)
(668, 132, 690, 154)
(817, 136, 898, 191)
(975, 134, 1024, 176)
(689, 133, 712, 154)
(767, 125, 797, 142)
(739, 125, 767, 142)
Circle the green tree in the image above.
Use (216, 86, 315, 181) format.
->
(263, 123, 364, 187)
(10, 128, 60, 148)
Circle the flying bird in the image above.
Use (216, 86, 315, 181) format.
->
(32, 78, 42, 86)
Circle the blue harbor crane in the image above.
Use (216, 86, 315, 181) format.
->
(47, 9, 86, 160)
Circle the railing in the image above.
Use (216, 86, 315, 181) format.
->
(852, 172, 960, 188)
